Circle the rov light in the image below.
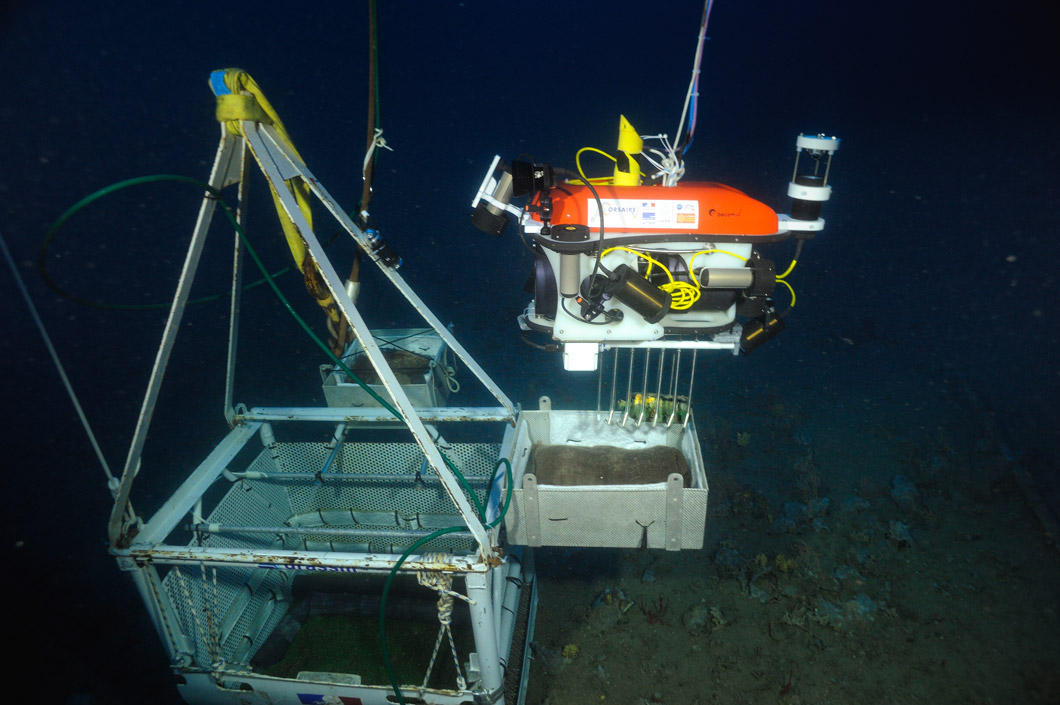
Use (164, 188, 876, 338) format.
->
(470, 167, 513, 237)
(470, 158, 558, 237)
(509, 160, 555, 198)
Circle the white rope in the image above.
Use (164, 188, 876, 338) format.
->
(433, 357, 461, 394)
(363, 128, 394, 178)
(416, 553, 473, 692)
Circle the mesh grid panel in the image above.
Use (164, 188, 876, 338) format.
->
(277, 441, 496, 517)
(163, 563, 291, 667)
(161, 436, 501, 668)
(284, 441, 497, 517)
(280, 440, 498, 554)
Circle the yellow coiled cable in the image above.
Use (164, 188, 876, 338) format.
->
(601, 245, 700, 311)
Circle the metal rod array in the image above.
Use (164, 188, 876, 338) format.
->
(597, 346, 698, 427)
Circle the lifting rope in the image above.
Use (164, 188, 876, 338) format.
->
(1, 226, 118, 489)
(416, 552, 473, 692)
(358, 0, 384, 223)
(333, 0, 390, 355)
(214, 68, 348, 356)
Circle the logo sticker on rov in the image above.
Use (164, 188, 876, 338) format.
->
(587, 198, 699, 229)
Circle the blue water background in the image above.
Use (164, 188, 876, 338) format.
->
(1, 1, 1057, 702)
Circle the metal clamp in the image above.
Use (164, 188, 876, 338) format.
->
(664, 472, 684, 551)
(522, 474, 541, 547)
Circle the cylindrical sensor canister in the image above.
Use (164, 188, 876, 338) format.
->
(554, 224, 591, 298)
(559, 253, 581, 297)
(610, 264, 671, 323)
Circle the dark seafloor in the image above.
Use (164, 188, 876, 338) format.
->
(1, 1, 1058, 704)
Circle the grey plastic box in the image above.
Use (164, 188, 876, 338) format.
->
(501, 408, 708, 550)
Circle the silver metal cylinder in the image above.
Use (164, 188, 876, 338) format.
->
(466, 570, 504, 701)
(559, 253, 580, 297)
(698, 268, 753, 289)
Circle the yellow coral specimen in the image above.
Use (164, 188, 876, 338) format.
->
(736, 432, 752, 447)
(562, 643, 579, 660)
(775, 553, 797, 573)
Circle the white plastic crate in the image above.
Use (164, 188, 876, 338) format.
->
(501, 409, 708, 550)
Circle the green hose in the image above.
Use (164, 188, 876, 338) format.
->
(37, 174, 293, 310)
(42, 174, 489, 507)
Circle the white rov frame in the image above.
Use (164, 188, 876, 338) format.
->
(106, 97, 531, 703)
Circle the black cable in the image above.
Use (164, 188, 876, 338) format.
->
(560, 297, 610, 325)
(519, 332, 560, 352)
(568, 174, 608, 321)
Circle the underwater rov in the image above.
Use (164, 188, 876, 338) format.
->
(471, 126, 839, 372)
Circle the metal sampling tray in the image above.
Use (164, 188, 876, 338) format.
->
(500, 405, 708, 550)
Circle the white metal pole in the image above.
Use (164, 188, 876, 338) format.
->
(108, 132, 240, 546)
(466, 570, 504, 703)
(256, 124, 517, 419)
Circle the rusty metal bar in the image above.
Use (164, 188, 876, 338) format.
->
(189, 522, 473, 542)
(114, 545, 490, 574)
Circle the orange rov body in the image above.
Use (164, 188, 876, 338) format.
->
(535, 182, 779, 237)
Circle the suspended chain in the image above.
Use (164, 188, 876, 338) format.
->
(201, 562, 225, 669)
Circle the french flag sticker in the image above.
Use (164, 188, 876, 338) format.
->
(297, 695, 363, 705)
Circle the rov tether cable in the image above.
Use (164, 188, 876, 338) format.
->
(675, 0, 714, 156)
